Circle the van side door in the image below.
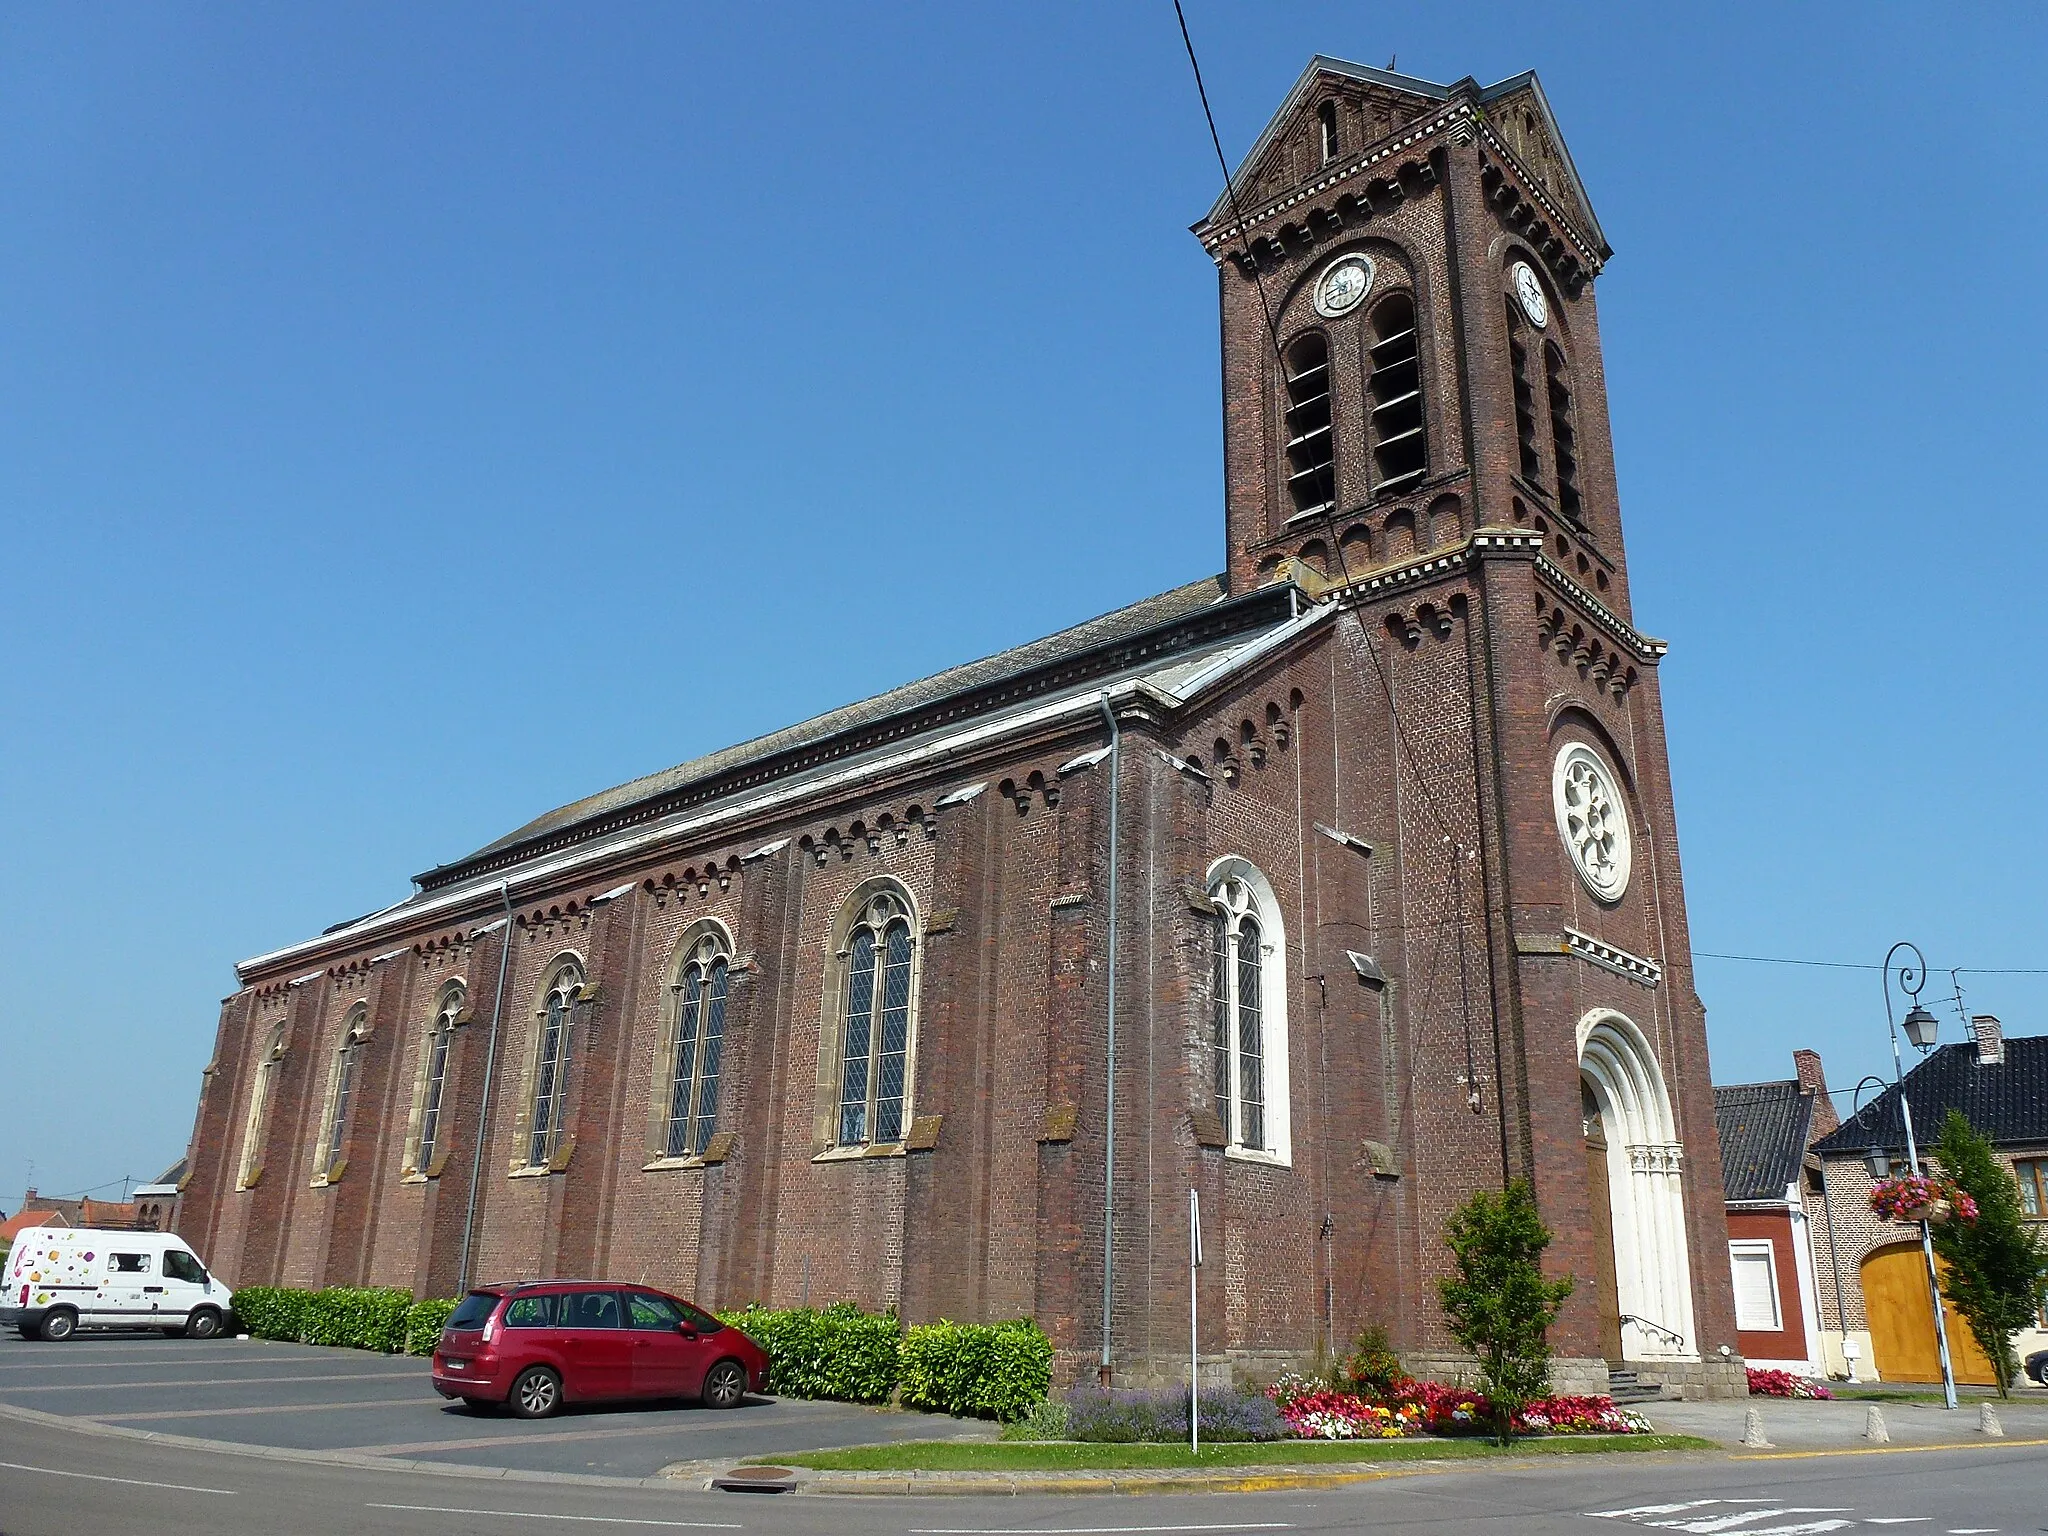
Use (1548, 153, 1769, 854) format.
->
(160, 1248, 210, 1320)
(104, 1250, 155, 1324)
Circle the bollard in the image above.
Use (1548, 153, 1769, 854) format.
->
(1865, 1405, 1889, 1443)
(1740, 1407, 1774, 1448)
(1979, 1402, 2003, 1437)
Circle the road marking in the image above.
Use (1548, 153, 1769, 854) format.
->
(0, 1459, 236, 1495)
(1865, 1521, 1931, 1525)
(337, 1416, 788, 1457)
(908, 1527, 1296, 1534)
(2, 1370, 416, 1392)
(1594, 1505, 1731, 1519)
(95, 1394, 426, 1422)
(367, 1507, 740, 1529)
(1651, 1512, 1852, 1533)
(1947, 1529, 1999, 1533)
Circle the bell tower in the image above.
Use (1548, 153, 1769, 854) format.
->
(1192, 59, 1745, 1393)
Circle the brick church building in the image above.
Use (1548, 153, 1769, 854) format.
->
(178, 57, 1744, 1396)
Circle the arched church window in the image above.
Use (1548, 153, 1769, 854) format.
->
(315, 1004, 369, 1184)
(525, 959, 585, 1169)
(409, 982, 465, 1178)
(1366, 293, 1427, 494)
(1206, 861, 1291, 1160)
(665, 930, 731, 1159)
(1283, 332, 1336, 518)
(1544, 341, 1582, 521)
(236, 1023, 287, 1191)
(1507, 303, 1543, 483)
(830, 886, 918, 1147)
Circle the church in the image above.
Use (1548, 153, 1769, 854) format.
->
(177, 57, 1745, 1398)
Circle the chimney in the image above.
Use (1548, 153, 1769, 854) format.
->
(1970, 1014, 2005, 1066)
(1793, 1049, 1839, 1139)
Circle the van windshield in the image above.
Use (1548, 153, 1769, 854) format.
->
(447, 1292, 499, 1331)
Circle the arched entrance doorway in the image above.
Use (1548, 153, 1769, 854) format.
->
(1579, 1010, 1696, 1363)
(1859, 1242, 1997, 1385)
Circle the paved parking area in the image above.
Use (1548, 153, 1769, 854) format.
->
(0, 1331, 968, 1477)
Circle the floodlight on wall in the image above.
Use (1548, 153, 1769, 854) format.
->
(1347, 951, 1386, 990)
(1902, 1004, 1941, 1052)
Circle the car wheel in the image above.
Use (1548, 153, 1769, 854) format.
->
(183, 1309, 223, 1340)
(701, 1358, 747, 1410)
(510, 1366, 562, 1419)
(39, 1309, 78, 1342)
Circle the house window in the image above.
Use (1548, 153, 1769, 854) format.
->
(527, 959, 585, 1168)
(1283, 332, 1336, 518)
(665, 931, 730, 1159)
(1544, 341, 1582, 520)
(237, 1024, 287, 1191)
(1729, 1240, 1781, 1331)
(2016, 1157, 2047, 1218)
(1366, 294, 1426, 495)
(314, 1005, 369, 1183)
(410, 983, 464, 1177)
(1205, 858, 1291, 1160)
(829, 885, 919, 1148)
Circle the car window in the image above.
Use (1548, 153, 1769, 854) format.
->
(563, 1290, 622, 1329)
(110, 1253, 151, 1274)
(446, 1292, 500, 1331)
(161, 1250, 206, 1284)
(625, 1293, 683, 1331)
(503, 1294, 556, 1329)
(675, 1301, 724, 1333)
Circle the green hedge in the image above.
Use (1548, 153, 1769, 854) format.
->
(230, 1285, 455, 1356)
(716, 1302, 901, 1403)
(900, 1318, 1054, 1422)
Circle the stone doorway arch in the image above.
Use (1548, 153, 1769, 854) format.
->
(1578, 1009, 1697, 1362)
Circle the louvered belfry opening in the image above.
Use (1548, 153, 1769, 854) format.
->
(1282, 332, 1336, 518)
(1545, 340, 1583, 519)
(1367, 293, 1426, 494)
(1508, 304, 1543, 482)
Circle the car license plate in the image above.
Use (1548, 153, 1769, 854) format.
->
(446, 1361, 464, 1371)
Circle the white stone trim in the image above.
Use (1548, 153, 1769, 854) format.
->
(1564, 927, 1661, 986)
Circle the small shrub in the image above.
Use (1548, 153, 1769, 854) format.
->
(999, 1396, 1071, 1441)
(231, 1286, 311, 1342)
(302, 1287, 413, 1351)
(1062, 1385, 1286, 1443)
(900, 1318, 1054, 1421)
(715, 1302, 901, 1403)
(405, 1298, 458, 1356)
(1339, 1323, 1404, 1395)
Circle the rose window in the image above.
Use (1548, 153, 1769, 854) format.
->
(1552, 743, 1631, 901)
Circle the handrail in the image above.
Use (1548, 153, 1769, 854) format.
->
(1619, 1313, 1687, 1348)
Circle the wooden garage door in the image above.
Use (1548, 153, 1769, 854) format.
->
(1860, 1241, 1998, 1385)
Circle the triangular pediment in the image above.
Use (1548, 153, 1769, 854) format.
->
(1476, 74, 1606, 256)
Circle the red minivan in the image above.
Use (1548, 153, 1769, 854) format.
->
(431, 1281, 770, 1418)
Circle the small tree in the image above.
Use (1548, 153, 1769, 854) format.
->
(1931, 1109, 2048, 1398)
(1438, 1178, 1575, 1443)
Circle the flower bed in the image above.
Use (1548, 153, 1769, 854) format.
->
(1746, 1366, 1834, 1400)
(1264, 1372, 1652, 1440)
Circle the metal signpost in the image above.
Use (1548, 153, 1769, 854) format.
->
(1189, 1187, 1203, 1453)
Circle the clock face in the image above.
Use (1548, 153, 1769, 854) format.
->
(1511, 261, 1549, 328)
(1552, 743, 1631, 902)
(1313, 254, 1374, 318)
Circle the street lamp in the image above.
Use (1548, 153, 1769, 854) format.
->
(1881, 941, 1958, 1410)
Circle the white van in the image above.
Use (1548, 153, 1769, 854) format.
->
(2, 1228, 234, 1341)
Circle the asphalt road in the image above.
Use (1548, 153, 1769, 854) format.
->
(0, 1332, 952, 1477)
(0, 1406, 2043, 1536)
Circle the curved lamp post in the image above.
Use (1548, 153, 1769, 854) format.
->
(1878, 941, 1958, 1410)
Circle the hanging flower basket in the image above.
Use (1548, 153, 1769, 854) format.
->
(1869, 1172, 1977, 1225)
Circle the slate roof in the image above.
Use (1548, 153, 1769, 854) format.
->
(1812, 1033, 2048, 1157)
(1714, 1080, 1817, 1203)
(414, 573, 1241, 890)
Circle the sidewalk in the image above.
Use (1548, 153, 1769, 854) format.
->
(1644, 1392, 2048, 1450)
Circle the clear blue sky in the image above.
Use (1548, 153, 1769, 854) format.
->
(4, 4, 2043, 1205)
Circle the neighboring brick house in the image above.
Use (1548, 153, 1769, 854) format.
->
(1713, 1050, 1841, 1377)
(176, 57, 1745, 1394)
(1811, 1017, 2048, 1385)
(0, 1189, 171, 1248)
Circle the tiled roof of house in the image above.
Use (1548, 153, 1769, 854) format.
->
(1812, 1032, 2048, 1157)
(1714, 1080, 1816, 1203)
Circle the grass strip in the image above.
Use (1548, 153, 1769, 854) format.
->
(749, 1433, 1713, 1473)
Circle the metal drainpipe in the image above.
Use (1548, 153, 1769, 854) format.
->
(1097, 692, 1121, 1384)
(457, 879, 515, 1294)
